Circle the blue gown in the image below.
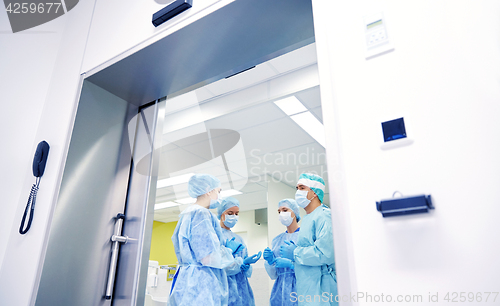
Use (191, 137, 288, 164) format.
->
(265, 228, 300, 306)
(293, 205, 337, 306)
(220, 228, 255, 306)
(168, 205, 242, 306)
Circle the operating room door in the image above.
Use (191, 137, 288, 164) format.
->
(112, 100, 165, 306)
(34, 85, 165, 306)
(35, 0, 316, 304)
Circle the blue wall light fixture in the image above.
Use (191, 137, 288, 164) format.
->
(153, 0, 193, 27)
(376, 194, 434, 217)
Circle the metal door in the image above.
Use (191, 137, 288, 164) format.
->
(34, 80, 165, 306)
(113, 100, 165, 306)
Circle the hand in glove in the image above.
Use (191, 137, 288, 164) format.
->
(225, 237, 243, 255)
(279, 240, 297, 261)
(243, 251, 262, 265)
(275, 258, 294, 269)
(240, 263, 250, 272)
(263, 247, 275, 265)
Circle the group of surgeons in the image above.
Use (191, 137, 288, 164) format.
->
(167, 173, 337, 306)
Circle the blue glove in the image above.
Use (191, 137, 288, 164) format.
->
(263, 247, 275, 265)
(243, 251, 262, 265)
(225, 237, 244, 255)
(275, 258, 294, 269)
(240, 263, 250, 272)
(279, 240, 297, 261)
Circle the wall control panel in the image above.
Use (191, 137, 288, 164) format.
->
(364, 12, 394, 59)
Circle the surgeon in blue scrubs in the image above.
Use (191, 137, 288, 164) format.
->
(218, 197, 261, 306)
(168, 174, 244, 306)
(280, 173, 337, 306)
(264, 199, 301, 306)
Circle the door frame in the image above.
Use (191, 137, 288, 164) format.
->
(32, 0, 359, 305)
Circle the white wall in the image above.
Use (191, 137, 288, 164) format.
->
(0, 8, 66, 270)
(313, 0, 500, 305)
(0, 1, 98, 304)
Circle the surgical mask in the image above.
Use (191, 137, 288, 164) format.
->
(209, 192, 221, 209)
(223, 215, 239, 228)
(295, 189, 311, 208)
(279, 211, 293, 226)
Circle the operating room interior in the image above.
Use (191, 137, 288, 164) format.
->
(144, 43, 328, 304)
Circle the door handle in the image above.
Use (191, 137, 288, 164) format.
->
(105, 213, 129, 300)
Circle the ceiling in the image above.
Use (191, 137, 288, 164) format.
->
(152, 43, 330, 223)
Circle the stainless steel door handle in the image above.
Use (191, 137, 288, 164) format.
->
(105, 213, 128, 300)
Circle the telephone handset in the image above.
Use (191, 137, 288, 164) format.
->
(33, 140, 49, 177)
(19, 141, 50, 235)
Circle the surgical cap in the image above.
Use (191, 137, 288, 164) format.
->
(187, 174, 221, 198)
(217, 197, 240, 219)
(297, 173, 325, 203)
(279, 198, 301, 223)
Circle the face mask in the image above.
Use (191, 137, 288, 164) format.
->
(279, 211, 293, 226)
(295, 189, 311, 208)
(223, 215, 239, 228)
(209, 191, 221, 209)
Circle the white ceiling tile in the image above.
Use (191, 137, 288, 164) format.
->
(295, 85, 322, 110)
(205, 102, 286, 133)
(309, 106, 323, 123)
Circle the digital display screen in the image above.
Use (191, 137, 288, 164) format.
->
(382, 117, 407, 142)
(367, 19, 383, 30)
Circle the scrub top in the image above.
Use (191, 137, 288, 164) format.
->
(265, 228, 300, 306)
(293, 205, 337, 306)
(168, 205, 242, 306)
(220, 228, 255, 306)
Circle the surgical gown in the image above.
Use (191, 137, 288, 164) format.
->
(168, 205, 242, 306)
(264, 228, 300, 306)
(293, 205, 337, 306)
(220, 228, 255, 306)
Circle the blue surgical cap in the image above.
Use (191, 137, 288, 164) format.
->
(187, 174, 221, 198)
(217, 197, 240, 219)
(279, 198, 301, 223)
(297, 173, 325, 203)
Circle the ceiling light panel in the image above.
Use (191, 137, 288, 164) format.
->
(175, 197, 197, 205)
(221, 189, 243, 197)
(290, 111, 326, 147)
(157, 173, 195, 189)
(274, 96, 307, 116)
(154, 201, 179, 210)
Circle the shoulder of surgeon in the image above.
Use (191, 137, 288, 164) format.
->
(222, 227, 242, 240)
(180, 204, 217, 224)
(271, 231, 288, 248)
(272, 231, 287, 242)
(316, 204, 332, 220)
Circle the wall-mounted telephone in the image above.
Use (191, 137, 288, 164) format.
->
(19, 140, 50, 235)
